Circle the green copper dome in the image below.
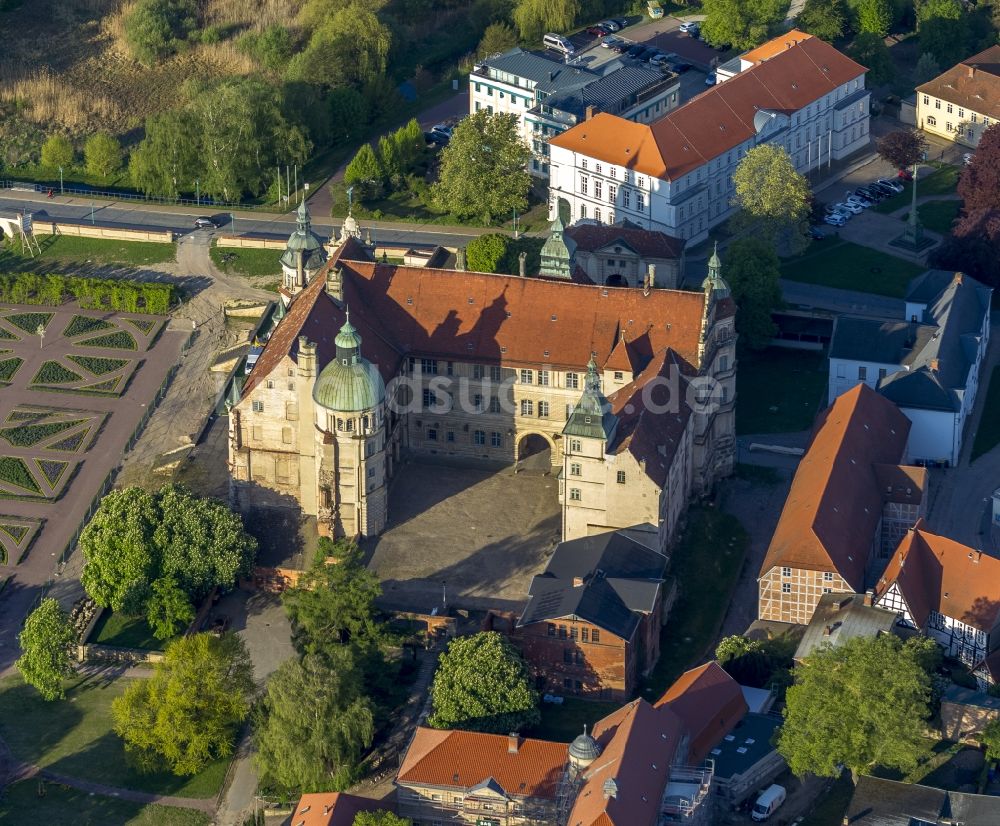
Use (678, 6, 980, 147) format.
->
(563, 357, 617, 441)
(312, 317, 386, 413)
(701, 241, 731, 299)
(280, 201, 327, 271)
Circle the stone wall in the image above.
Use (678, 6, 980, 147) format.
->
(33, 221, 174, 243)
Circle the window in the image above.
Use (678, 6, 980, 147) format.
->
(473, 364, 484, 379)
(616, 470, 626, 484)
(538, 370, 549, 386)
(538, 401, 549, 417)
(446, 431, 455, 443)
(935, 99, 941, 109)
(570, 439, 582, 452)
(474, 430, 485, 445)
(570, 463, 581, 476)
(923, 95, 929, 105)
(266, 380, 274, 389)
(927, 115, 937, 126)
(823, 572, 834, 581)
(946, 122, 953, 132)
(581, 158, 588, 169)
(719, 355, 728, 372)
(580, 203, 587, 219)
(782, 566, 791, 577)
(581, 627, 589, 642)
(570, 626, 578, 640)
(947, 103, 953, 113)
(489, 396, 501, 413)
(547, 623, 556, 637)
(879, 368, 887, 380)
(595, 163, 602, 174)
(782, 583, 791, 593)
(427, 428, 437, 442)
(563, 678, 573, 689)
(566, 372, 579, 389)
(972, 113, 979, 123)
(420, 358, 438, 374)
(252, 400, 263, 413)
(591, 629, 600, 643)
(858, 366, 867, 381)
(520, 369, 532, 384)
(281, 427, 293, 444)
(563, 649, 574, 663)
(623, 189, 631, 209)
(287, 381, 294, 391)
(608, 184, 617, 204)
(594, 180, 602, 200)
(490, 365, 502, 382)
(569, 488, 582, 501)
(422, 389, 437, 408)
(580, 175, 589, 196)
(520, 399, 533, 416)
(959, 108, 964, 117)
(613, 371, 623, 381)
(595, 208, 601, 223)
(491, 431, 502, 447)
(558, 625, 567, 638)
(636, 193, 644, 211)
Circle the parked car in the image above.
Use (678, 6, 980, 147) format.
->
(601, 35, 623, 48)
(824, 214, 847, 227)
(876, 177, 904, 193)
(612, 41, 632, 53)
(845, 195, 872, 209)
(669, 60, 692, 72)
(679, 21, 700, 34)
(634, 47, 657, 61)
(626, 43, 646, 57)
(599, 19, 621, 31)
(898, 167, 914, 181)
(869, 181, 898, 196)
(586, 25, 610, 37)
(808, 225, 826, 239)
(752, 785, 787, 822)
(705, 72, 717, 86)
(963, 152, 974, 165)
(856, 186, 884, 201)
(611, 17, 628, 28)
(838, 201, 864, 214)
(194, 216, 218, 229)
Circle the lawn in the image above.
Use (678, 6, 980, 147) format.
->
(526, 697, 620, 743)
(0, 236, 176, 269)
(0, 780, 211, 826)
(873, 164, 961, 214)
(90, 610, 167, 650)
(0, 675, 227, 799)
(640, 505, 749, 699)
(210, 245, 282, 278)
(904, 199, 962, 234)
(780, 239, 926, 298)
(971, 365, 1000, 462)
(736, 348, 829, 435)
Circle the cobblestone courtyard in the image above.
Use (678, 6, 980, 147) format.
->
(366, 460, 561, 614)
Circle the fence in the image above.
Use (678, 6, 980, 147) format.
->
(1, 180, 264, 211)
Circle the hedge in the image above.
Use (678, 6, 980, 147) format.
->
(0, 457, 41, 494)
(0, 273, 174, 314)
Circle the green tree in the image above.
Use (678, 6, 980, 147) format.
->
(701, 0, 789, 50)
(477, 21, 518, 58)
(428, 632, 540, 733)
(432, 110, 531, 223)
(798, 0, 849, 41)
(982, 718, 1000, 762)
(512, 0, 580, 41)
(778, 635, 933, 779)
(254, 651, 375, 792)
(848, 32, 895, 85)
(353, 812, 411, 826)
(344, 143, 384, 199)
(146, 576, 196, 641)
(112, 633, 254, 775)
(917, 0, 967, 66)
(876, 129, 928, 170)
(237, 24, 294, 73)
(124, 0, 198, 65)
(716, 635, 772, 686)
(732, 144, 811, 241)
(466, 233, 512, 273)
(723, 237, 783, 350)
(914, 51, 941, 85)
(40, 134, 74, 171)
(378, 134, 402, 186)
(16, 598, 75, 701)
(286, 3, 391, 89)
(393, 119, 425, 171)
(328, 87, 370, 145)
(84, 132, 122, 179)
(856, 0, 893, 34)
(129, 110, 201, 199)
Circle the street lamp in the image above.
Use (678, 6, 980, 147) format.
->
(230, 212, 236, 235)
(195, 179, 200, 206)
(58, 166, 63, 195)
(36, 323, 45, 350)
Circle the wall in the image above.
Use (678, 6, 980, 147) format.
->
(758, 567, 853, 625)
(941, 700, 1000, 741)
(33, 221, 173, 243)
(916, 93, 984, 148)
(217, 235, 286, 249)
(828, 358, 897, 402)
(902, 405, 959, 466)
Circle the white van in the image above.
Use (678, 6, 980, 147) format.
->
(751, 784, 786, 821)
(543, 33, 575, 56)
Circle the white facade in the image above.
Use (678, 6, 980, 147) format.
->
(828, 358, 895, 401)
(547, 71, 869, 244)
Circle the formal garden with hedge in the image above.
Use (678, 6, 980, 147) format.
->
(0, 273, 174, 314)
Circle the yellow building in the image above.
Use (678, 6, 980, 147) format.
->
(916, 45, 1000, 149)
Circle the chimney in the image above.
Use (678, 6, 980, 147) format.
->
(586, 104, 596, 121)
(646, 263, 656, 290)
(642, 277, 650, 297)
(326, 265, 344, 303)
(864, 589, 874, 606)
(573, 576, 584, 587)
(456, 247, 466, 271)
(508, 733, 521, 753)
(549, 70, 556, 82)
(954, 271, 963, 285)
(323, 805, 332, 816)
(518, 251, 527, 277)
(929, 358, 940, 372)
(975, 550, 983, 563)
(823, 625, 832, 636)
(297, 336, 318, 379)
(968, 65, 976, 79)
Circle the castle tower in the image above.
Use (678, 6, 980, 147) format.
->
(311, 315, 388, 538)
(280, 201, 328, 294)
(539, 213, 576, 279)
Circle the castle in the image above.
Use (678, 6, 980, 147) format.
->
(228, 208, 737, 550)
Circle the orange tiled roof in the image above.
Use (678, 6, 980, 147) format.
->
(917, 45, 1000, 122)
(875, 520, 1000, 632)
(759, 384, 917, 588)
(397, 728, 568, 799)
(550, 35, 865, 181)
(740, 29, 813, 66)
(290, 792, 384, 826)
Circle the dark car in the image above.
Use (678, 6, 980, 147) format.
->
(626, 43, 646, 57)
(669, 60, 692, 72)
(612, 41, 632, 53)
(808, 226, 826, 240)
(868, 182, 895, 197)
(194, 216, 218, 229)
(612, 17, 628, 29)
(586, 25, 610, 37)
(855, 186, 883, 201)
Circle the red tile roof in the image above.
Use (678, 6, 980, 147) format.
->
(875, 520, 1000, 632)
(653, 662, 748, 762)
(740, 29, 813, 66)
(759, 384, 920, 588)
(564, 224, 685, 260)
(550, 35, 865, 180)
(917, 45, 1000, 122)
(397, 728, 568, 799)
(290, 792, 384, 826)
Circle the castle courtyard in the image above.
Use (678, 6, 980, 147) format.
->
(365, 458, 561, 614)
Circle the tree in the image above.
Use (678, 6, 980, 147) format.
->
(876, 129, 928, 170)
(146, 576, 196, 641)
(428, 632, 540, 733)
(716, 635, 773, 686)
(254, 651, 375, 792)
(982, 718, 1000, 762)
(917, 0, 968, 66)
(344, 143, 384, 199)
(16, 599, 75, 701)
(701, 0, 789, 50)
(914, 52, 941, 85)
(856, 0, 893, 35)
(286, 4, 391, 89)
(848, 32, 895, 86)
(353, 812, 411, 826)
(958, 123, 1000, 213)
(732, 144, 811, 241)
(84, 132, 122, 178)
(393, 119, 425, 170)
(477, 22, 517, 58)
(722, 237, 783, 350)
(40, 134, 73, 170)
(112, 633, 254, 775)
(778, 635, 933, 779)
(466, 233, 512, 273)
(512, 0, 580, 42)
(129, 110, 201, 199)
(798, 0, 849, 41)
(237, 24, 293, 73)
(378, 134, 402, 186)
(124, 0, 198, 65)
(432, 110, 531, 223)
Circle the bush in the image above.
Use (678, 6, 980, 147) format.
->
(32, 360, 82, 385)
(0, 274, 173, 314)
(237, 25, 293, 72)
(84, 133, 122, 179)
(124, 0, 198, 65)
(466, 234, 511, 273)
(40, 135, 73, 171)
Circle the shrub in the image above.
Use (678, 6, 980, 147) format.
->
(64, 315, 113, 338)
(68, 355, 129, 376)
(32, 361, 82, 385)
(4, 312, 52, 335)
(465, 234, 511, 274)
(40, 135, 73, 170)
(237, 25, 293, 72)
(0, 357, 23, 384)
(78, 330, 138, 351)
(0, 457, 41, 494)
(84, 132, 122, 178)
(124, 0, 198, 65)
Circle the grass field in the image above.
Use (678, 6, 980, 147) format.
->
(641, 506, 749, 698)
(89, 610, 166, 650)
(904, 199, 962, 234)
(210, 245, 281, 278)
(971, 365, 1000, 462)
(0, 236, 176, 270)
(780, 239, 925, 298)
(737, 348, 828, 435)
(0, 675, 227, 799)
(0, 781, 211, 826)
(873, 164, 961, 214)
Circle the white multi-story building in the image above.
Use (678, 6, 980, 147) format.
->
(916, 45, 1000, 149)
(547, 33, 871, 244)
(470, 47, 679, 176)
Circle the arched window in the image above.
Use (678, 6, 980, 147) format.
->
(927, 116, 937, 126)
